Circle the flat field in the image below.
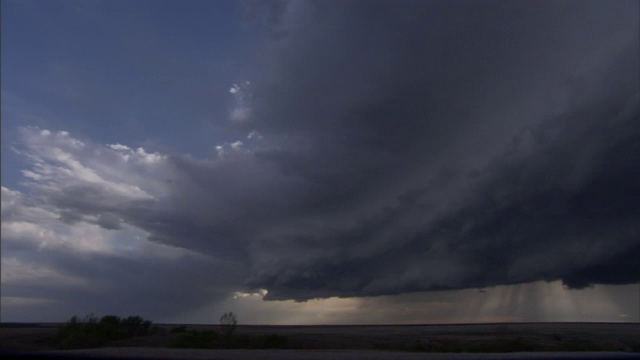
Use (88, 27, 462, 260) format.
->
(1, 322, 639, 357)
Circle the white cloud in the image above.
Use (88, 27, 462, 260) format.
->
(108, 143, 131, 151)
(230, 141, 243, 150)
(2, 129, 192, 259)
(2, 186, 140, 255)
(17, 127, 170, 204)
(215, 140, 250, 159)
(1, 132, 224, 321)
(229, 81, 252, 122)
(233, 288, 268, 299)
(2, 183, 204, 260)
(247, 130, 263, 140)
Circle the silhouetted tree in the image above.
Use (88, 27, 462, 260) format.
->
(219, 312, 237, 338)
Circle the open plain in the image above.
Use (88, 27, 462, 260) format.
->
(1, 323, 639, 359)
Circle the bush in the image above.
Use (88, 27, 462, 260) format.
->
(121, 316, 152, 337)
(56, 314, 106, 349)
(55, 314, 153, 349)
(220, 312, 237, 338)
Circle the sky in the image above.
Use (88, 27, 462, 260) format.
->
(1, 0, 639, 325)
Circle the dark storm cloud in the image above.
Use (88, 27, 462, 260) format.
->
(8, 0, 639, 305)
(236, 0, 640, 300)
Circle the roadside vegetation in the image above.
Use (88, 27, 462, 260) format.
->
(53, 312, 289, 350)
(13, 318, 630, 353)
(171, 330, 289, 349)
(170, 312, 289, 349)
(373, 337, 609, 353)
(55, 314, 155, 349)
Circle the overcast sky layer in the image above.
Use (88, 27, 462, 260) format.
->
(2, 0, 639, 324)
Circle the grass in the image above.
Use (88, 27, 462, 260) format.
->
(169, 325, 187, 333)
(170, 330, 288, 349)
(372, 337, 625, 353)
(171, 330, 219, 348)
(3, 322, 637, 353)
(54, 314, 154, 350)
(0, 323, 51, 328)
(51, 313, 289, 350)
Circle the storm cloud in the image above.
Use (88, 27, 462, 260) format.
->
(4, 0, 639, 311)
(233, 0, 640, 300)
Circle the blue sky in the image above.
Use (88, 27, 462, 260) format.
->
(2, 0, 639, 324)
(2, 0, 245, 186)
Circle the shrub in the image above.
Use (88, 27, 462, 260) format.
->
(219, 312, 237, 338)
(56, 314, 106, 349)
(55, 314, 153, 349)
(98, 315, 124, 340)
(123, 316, 152, 337)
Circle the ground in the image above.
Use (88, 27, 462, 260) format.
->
(1, 323, 639, 359)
